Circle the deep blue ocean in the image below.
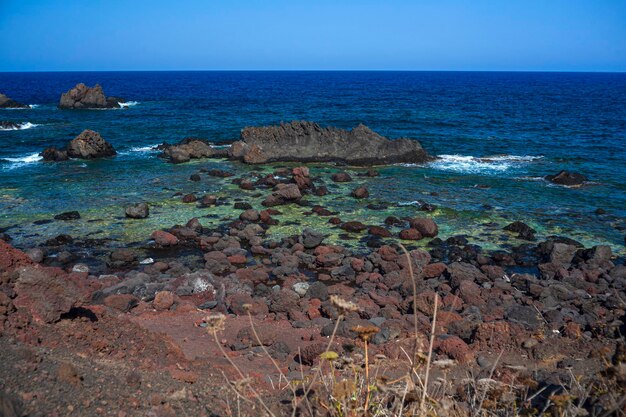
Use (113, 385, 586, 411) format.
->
(0, 71, 625, 253)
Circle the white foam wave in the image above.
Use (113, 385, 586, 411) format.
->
(0, 122, 40, 131)
(28, 104, 39, 109)
(117, 143, 160, 156)
(118, 101, 139, 108)
(1, 152, 42, 170)
(426, 154, 543, 174)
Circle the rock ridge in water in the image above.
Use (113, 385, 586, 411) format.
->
(59, 83, 126, 109)
(0, 93, 28, 108)
(230, 121, 432, 165)
(41, 129, 116, 160)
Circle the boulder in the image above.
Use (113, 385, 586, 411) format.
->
(262, 184, 302, 207)
(151, 230, 179, 246)
(125, 203, 149, 219)
(229, 121, 432, 165)
(159, 138, 218, 163)
(351, 186, 369, 199)
(13, 266, 87, 323)
(399, 228, 422, 240)
(66, 130, 116, 159)
(59, 83, 125, 109)
(409, 217, 438, 238)
(545, 170, 588, 186)
(503, 221, 536, 240)
(0, 93, 28, 109)
(332, 172, 353, 183)
(301, 228, 325, 249)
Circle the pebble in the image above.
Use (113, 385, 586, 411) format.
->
(292, 282, 310, 297)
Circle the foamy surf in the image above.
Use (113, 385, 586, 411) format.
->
(1, 152, 42, 170)
(117, 144, 160, 156)
(426, 154, 543, 174)
(0, 122, 40, 131)
(118, 101, 139, 108)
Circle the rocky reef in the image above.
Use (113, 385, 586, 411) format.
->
(230, 121, 432, 165)
(1, 161, 624, 416)
(0, 93, 28, 109)
(59, 83, 127, 109)
(41, 129, 116, 161)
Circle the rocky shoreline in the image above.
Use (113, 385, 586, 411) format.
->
(1, 158, 624, 416)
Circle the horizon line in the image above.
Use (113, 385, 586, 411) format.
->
(1, 69, 625, 74)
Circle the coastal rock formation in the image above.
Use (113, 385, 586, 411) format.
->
(59, 83, 126, 109)
(0, 121, 21, 130)
(161, 139, 215, 163)
(41, 130, 116, 160)
(67, 130, 116, 159)
(229, 121, 432, 165)
(40, 147, 69, 161)
(545, 170, 588, 186)
(0, 93, 28, 108)
(158, 138, 229, 163)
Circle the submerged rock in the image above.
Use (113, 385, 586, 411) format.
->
(545, 170, 588, 186)
(504, 221, 536, 241)
(230, 121, 432, 165)
(59, 83, 125, 109)
(0, 93, 28, 108)
(125, 203, 149, 219)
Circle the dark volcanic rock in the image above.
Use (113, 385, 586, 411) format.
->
(54, 211, 81, 221)
(545, 170, 588, 186)
(230, 121, 432, 165)
(59, 83, 125, 109)
(0, 93, 28, 109)
(351, 186, 369, 199)
(41, 147, 69, 161)
(0, 121, 21, 130)
(504, 221, 536, 240)
(66, 130, 116, 159)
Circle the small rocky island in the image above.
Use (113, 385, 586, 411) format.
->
(59, 83, 127, 109)
(41, 129, 117, 161)
(0, 93, 28, 108)
(160, 121, 432, 165)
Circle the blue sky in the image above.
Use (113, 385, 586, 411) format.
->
(1, 0, 625, 71)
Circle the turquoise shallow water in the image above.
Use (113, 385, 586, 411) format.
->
(0, 71, 625, 253)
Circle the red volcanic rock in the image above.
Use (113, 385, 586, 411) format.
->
(399, 228, 422, 240)
(423, 262, 447, 278)
(368, 226, 392, 238)
(104, 294, 139, 312)
(436, 335, 474, 364)
(0, 240, 34, 272)
(13, 266, 88, 323)
(409, 217, 439, 238)
(151, 230, 179, 246)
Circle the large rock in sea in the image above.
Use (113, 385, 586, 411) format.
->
(230, 121, 432, 165)
(0, 93, 28, 109)
(545, 170, 588, 186)
(67, 130, 116, 159)
(41, 130, 115, 161)
(59, 83, 125, 109)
